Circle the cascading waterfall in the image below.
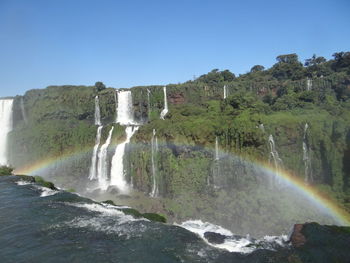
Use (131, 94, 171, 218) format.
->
(303, 123, 313, 183)
(268, 135, 283, 186)
(117, 90, 135, 125)
(94, 96, 101, 126)
(89, 96, 103, 181)
(215, 136, 219, 161)
(110, 126, 139, 192)
(88, 126, 103, 180)
(223, 85, 227, 99)
(114, 90, 118, 123)
(259, 123, 265, 132)
(150, 129, 159, 197)
(0, 99, 14, 165)
(97, 126, 114, 190)
(306, 78, 312, 91)
(110, 90, 140, 192)
(147, 89, 151, 119)
(160, 86, 168, 120)
(20, 97, 27, 124)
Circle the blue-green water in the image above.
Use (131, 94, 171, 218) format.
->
(0, 176, 289, 263)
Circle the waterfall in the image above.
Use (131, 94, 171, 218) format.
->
(94, 96, 101, 126)
(215, 137, 219, 160)
(268, 135, 283, 186)
(110, 126, 139, 192)
(150, 129, 158, 197)
(89, 96, 103, 181)
(88, 126, 103, 180)
(223, 85, 227, 99)
(303, 123, 313, 183)
(20, 97, 27, 124)
(306, 78, 312, 91)
(160, 86, 168, 120)
(114, 90, 118, 123)
(0, 99, 14, 165)
(147, 89, 151, 120)
(110, 90, 140, 192)
(117, 90, 135, 125)
(96, 126, 114, 190)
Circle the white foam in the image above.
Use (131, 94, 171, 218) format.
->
(38, 186, 59, 197)
(177, 220, 288, 253)
(16, 180, 32, 186)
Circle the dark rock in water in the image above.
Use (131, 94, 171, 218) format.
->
(15, 174, 35, 183)
(142, 213, 167, 223)
(119, 208, 143, 218)
(33, 176, 57, 190)
(204, 231, 227, 244)
(102, 200, 117, 206)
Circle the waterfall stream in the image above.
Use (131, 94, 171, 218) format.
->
(303, 123, 313, 183)
(268, 135, 283, 186)
(160, 86, 168, 119)
(94, 96, 101, 126)
(110, 90, 140, 192)
(97, 126, 114, 190)
(150, 129, 158, 197)
(0, 99, 14, 165)
(223, 85, 227, 99)
(88, 126, 103, 180)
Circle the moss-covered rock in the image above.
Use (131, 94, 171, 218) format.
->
(34, 176, 57, 190)
(142, 213, 167, 223)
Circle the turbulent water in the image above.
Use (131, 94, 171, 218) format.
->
(97, 126, 114, 190)
(0, 99, 13, 165)
(0, 176, 294, 263)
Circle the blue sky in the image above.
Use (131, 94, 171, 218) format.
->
(0, 0, 349, 97)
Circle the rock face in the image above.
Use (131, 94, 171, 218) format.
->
(289, 222, 350, 263)
(290, 224, 306, 247)
(169, 93, 185, 105)
(204, 231, 227, 244)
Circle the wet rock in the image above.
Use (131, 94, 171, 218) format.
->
(204, 231, 227, 244)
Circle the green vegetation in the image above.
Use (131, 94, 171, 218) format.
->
(0, 166, 14, 176)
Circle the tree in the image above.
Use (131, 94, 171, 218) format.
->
(304, 54, 326, 67)
(276, 53, 299, 64)
(0, 166, 13, 176)
(221, 70, 235, 81)
(250, 65, 265, 73)
(271, 53, 305, 80)
(95, 81, 106, 91)
(332, 52, 350, 72)
(304, 54, 329, 77)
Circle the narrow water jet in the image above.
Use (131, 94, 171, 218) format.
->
(88, 126, 103, 180)
(150, 129, 158, 197)
(160, 86, 168, 120)
(94, 96, 101, 126)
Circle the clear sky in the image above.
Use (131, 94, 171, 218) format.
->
(0, 0, 349, 97)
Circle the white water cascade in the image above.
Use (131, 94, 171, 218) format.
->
(303, 123, 313, 183)
(0, 99, 14, 165)
(110, 90, 139, 192)
(147, 89, 151, 119)
(20, 97, 27, 124)
(110, 126, 139, 192)
(223, 85, 227, 99)
(88, 126, 103, 180)
(268, 135, 283, 186)
(117, 90, 135, 125)
(89, 96, 103, 181)
(160, 86, 168, 120)
(97, 126, 114, 190)
(306, 78, 312, 91)
(94, 96, 102, 126)
(215, 137, 219, 161)
(114, 90, 118, 123)
(150, 129, 159, 197)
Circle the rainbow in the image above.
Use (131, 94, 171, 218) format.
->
(14, 143, 350, 226)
